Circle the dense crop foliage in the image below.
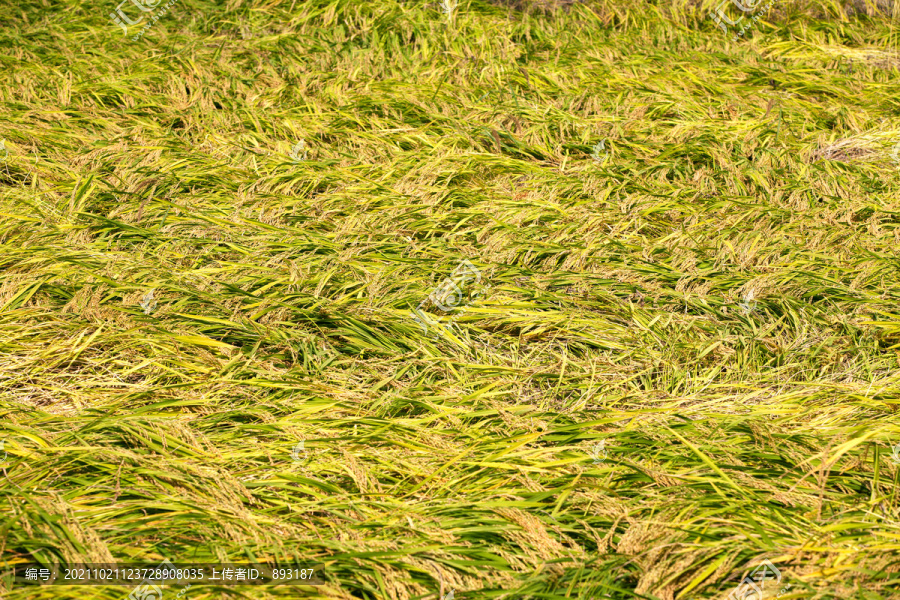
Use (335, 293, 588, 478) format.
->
(2, 0, 900, 598)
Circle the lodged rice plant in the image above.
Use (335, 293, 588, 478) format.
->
(1, 0, 900, 598)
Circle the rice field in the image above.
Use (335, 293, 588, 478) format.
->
(2, 0, 900, 598)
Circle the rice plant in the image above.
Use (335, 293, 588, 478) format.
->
(1, 0, 900, 598)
